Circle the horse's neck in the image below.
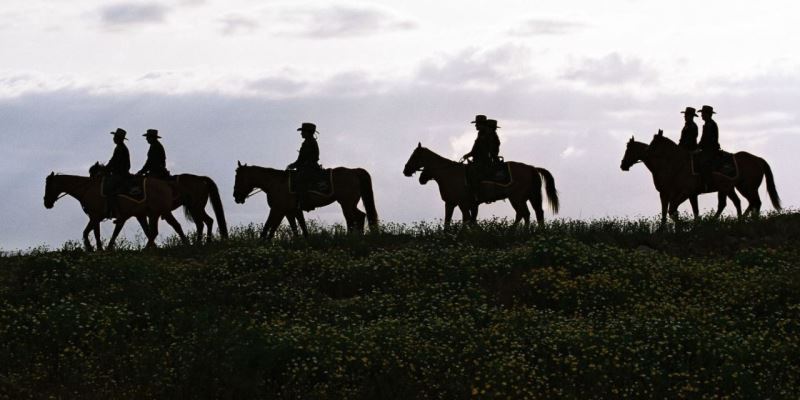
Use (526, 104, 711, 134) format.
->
(251, 168, 285, 192)
(58, 175, 93, 200)
(643, 148, 685, 185)
(423, 150, 457, 169)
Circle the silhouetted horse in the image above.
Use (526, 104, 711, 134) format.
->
(621, 131, 780, 226)
(403, 143, 559, 227)
(43, 171, 180, 251)
(90, 163, 228, 244)
(621, 136, 739, 227)
(233, 162, 378, 240)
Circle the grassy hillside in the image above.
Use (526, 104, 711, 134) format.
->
(2, 214, 800, 399)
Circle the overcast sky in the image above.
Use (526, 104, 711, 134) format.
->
(1, 0, 799, 249)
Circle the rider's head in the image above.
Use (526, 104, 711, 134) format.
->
(298, 122, 317, 139)
(698, 105, 715, 121)
(110, 128, 127, 145)
(143, 129, 161, 144)
(471, 115, 487, 131)
(484, 119, 499, 131)
(681, 107, 697, 123)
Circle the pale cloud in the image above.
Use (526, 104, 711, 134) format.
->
(509, 18, 585, 36)
(219, 14, 259, 35)
(563, 53, 657, 85)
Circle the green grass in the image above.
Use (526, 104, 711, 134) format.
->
(2, 213, 800, 398)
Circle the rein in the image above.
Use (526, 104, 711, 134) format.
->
(246, 188, 263, 198)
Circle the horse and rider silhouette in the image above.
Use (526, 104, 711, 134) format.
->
(404, 115, 559, 228)
(233, 122, 378, 241)
(44, 128, 227, 251)
(621, 106, 781, 228)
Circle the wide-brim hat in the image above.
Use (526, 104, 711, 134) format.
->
(297, 122, 318, 133)
(485, 119, 500, 129)
(143, 129, 162, 138)
(681, 107, 697, 116)
(698, 105, 716, 114)
(109, 128, 128, 140)
(471, 114, 487, 124)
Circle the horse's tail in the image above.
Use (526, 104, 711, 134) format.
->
(355, 168, 379, 228)
(536, 167, 559, 214)
(761, 158, 781, 211)
(204, 176, 229, 238)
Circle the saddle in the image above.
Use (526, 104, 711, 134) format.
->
(101, 176, 147, 202)
(289, 169, 333, 196)
(691, 151, 738, 179)
(469, 162, 513, 186)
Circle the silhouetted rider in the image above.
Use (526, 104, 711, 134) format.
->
(461, 117, 497, 199)
(136, 129, 170, 179)
(287, 122, 322, 211)
(105, 128, 131, 218)
(697, 105, 720, 191)
(485, 119, 501, 164)
(678, 107, 698, 151)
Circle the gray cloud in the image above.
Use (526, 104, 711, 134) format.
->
(279, 5, 417, 38)
(416, 45, 532, 87)
(509, 18, 585, 36)
(99, 2, 170, 28)
(563, 53, 657, 85)
(249, 76, 308, 95)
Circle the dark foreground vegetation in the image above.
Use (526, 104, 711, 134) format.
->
(1, 213, 799, 399)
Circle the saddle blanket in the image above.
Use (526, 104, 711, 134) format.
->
(101, 177, 147, 202)
(691, 151, 738, 179)
(289, 169, 334, 196)
(479, 163, 513, 186)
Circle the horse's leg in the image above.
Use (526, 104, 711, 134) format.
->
(296, 212, 309, 238)
(690, 195, 699, 221)
(163, 212, 188, 245)
(729, 190, 742, 219)
(470, 204, 479, 223)
(457, 204, 471, 225)
(444, 203, 455, 228)
(107, 217, 129, 250)
(286, 214, 300, 237)
(92, 219, 103, 251)
(146, 215, 161, 248)
(201, 211, 214, 244)
(82, 220, 95, 252)
(510, 198, 530, 228)
(260, 209, 282, 241)
(713, 191, 727, 219)
(529, 190, 545, 226)
(658, 192, 669, 231)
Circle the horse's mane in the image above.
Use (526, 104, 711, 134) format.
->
(651, 134, 678, 148)
(236, 164, 283, 174)
(420, 146, 458, 165)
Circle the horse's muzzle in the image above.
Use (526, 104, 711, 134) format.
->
(403, 166, 415, 177)
(44, 198, 54, 209)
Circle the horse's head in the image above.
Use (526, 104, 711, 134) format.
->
(88, 162, 106, 178)
(233, 161, 255, 204)
(418, 168, 433, 185)
(620, 136, 648, 171)
(403, 142, 427, 177)
(43, 172, 58, 209)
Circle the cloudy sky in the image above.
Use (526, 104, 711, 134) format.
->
(1, 0, 798, 249)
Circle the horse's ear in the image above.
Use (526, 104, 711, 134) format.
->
(657, 129, 663, 136)
(417, 142, 421, 148)
(237, 160, 242, 167)
(629, 135, 634, 143)
(49, 171, 54, 177)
